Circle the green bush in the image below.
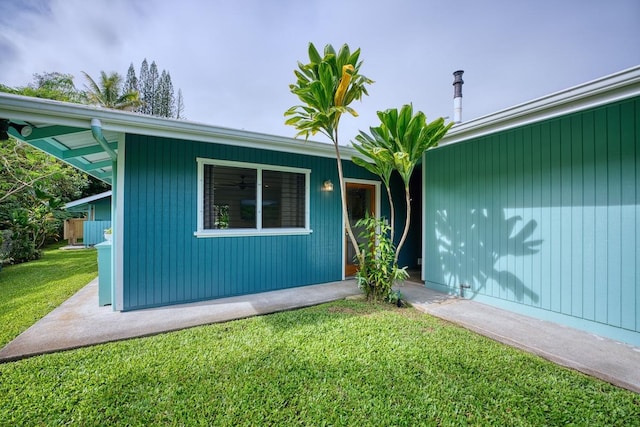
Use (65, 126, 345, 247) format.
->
(0, 230, 11, 266)
(355, 215, 408, 302)
(5, 209, 41, 263)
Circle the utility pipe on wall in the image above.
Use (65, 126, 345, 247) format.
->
(90, 118, 117, 160)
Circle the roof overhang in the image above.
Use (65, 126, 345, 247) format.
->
(64, 190, 113, 211)
(438, 65, 640, 148)
(0, 94, 363, 185)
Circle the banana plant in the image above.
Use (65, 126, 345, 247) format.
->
(285, 43, 373, 264)
(354, 104, 453, 263)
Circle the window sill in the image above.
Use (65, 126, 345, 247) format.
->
(194, 229, 313, 238)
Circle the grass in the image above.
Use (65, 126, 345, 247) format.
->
(0, 242, 98, 347)
(1, 301, 639, 425)
(0, 246, 638, 425)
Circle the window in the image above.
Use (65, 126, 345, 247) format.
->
(196, 158, 311, 237)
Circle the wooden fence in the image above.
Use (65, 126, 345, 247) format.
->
(63, 218, 86, 245)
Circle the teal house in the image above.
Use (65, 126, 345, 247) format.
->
(423, 66, 640, 346)
(0, 65, 638, 346)
(0, 93, 410, 311)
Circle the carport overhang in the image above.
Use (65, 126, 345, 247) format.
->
(0, 94, 124, 184)
(0, 91, 368, 177)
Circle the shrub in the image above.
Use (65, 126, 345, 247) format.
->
(0, 229, 12, 268)
(355, 215, 408, 302)
(6, 209, 42, 263)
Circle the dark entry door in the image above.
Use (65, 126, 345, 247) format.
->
(345, 183, 376, 276)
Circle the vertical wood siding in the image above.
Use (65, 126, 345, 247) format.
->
(121, 136, 390, 310)
(424, 97, 639, 343)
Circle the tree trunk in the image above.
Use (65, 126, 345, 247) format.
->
(333, 131, 362, 266)
(394, 184, 411, 264)
(385, 183, 395, 244)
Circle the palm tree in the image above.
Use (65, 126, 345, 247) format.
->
(353, 104, 452, 263)
(82, 71, 142, 111)
(285, 43, 373, 264)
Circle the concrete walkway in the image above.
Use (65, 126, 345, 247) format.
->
(400, 285, 640, 393)
(1, 278, 639, 394)
(0, 278, 361, 362)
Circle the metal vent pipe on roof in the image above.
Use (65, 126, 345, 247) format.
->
(453, 70, 464, 123)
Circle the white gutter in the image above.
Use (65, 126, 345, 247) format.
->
(0, 92, 363, 160)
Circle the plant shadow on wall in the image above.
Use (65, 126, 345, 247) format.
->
(435, 208, 542, 303)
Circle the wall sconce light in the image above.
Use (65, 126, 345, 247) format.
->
(322, 180, 334, 191)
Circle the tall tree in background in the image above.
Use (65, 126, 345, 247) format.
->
(1, 61, 185, 118)
(155, 70, 175, 118)
(0, 72, 84, 103)
(129, 58, 183, 118)
(82, 71, 142, 111)
(138, 59, 150, 114)
(147, 61, 159, 115)
(123, 63, 138, 95)
(176, 89, 185, 119)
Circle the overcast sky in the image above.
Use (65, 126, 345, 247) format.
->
(1, 0, 638, 144)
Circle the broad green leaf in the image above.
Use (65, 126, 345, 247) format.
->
(348, 49, 361, 67)
(337, 44, 351, 67)
(323, 44, 336, 57)
(378, 108, 398, 139)
(396, 104, 413, 142)
(308, 43, 322, 64)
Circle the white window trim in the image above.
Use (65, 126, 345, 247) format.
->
(195, 158, 312, 238)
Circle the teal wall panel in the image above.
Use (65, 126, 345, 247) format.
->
(93, 198, 112, 221)
(83, 220, 111, 246)
(121, 135, 396, 310)
(424, 97, 640, 345)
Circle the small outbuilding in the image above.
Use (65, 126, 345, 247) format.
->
(64, 191, 112, 246)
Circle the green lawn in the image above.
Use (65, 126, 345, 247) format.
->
(0, 303, 638, 425)
(0, 242, 98, 347)
(0, 247, 638, 425)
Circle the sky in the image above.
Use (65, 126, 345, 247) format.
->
(1, 0, 639, 144)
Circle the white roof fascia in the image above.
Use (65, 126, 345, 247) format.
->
(0, 93, 363, 160)
(64, 190, 113, 209)
(438, 65, 640, 148)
